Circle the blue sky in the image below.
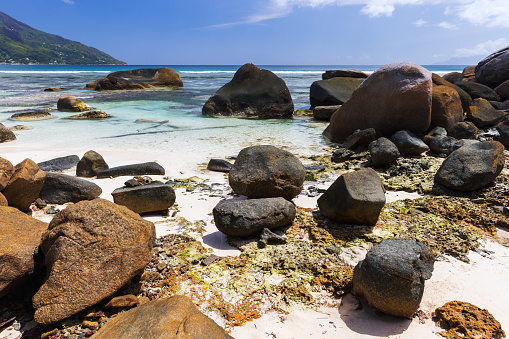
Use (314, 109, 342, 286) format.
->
(2, 0, 509, 65)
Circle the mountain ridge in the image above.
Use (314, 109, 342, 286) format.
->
(0, 11, 126, 65)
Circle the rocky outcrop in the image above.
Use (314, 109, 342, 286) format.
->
(39, 172, 102, 204)
(111, 181, 176, 214)
(0, 123, 16, 143)
(352, 238, 434, 318)
(207, 158, 233, 173)
(202, 63, 294, 118)
(90, 295, 233, 339)
(317, 168, 385, 225)
(0, 206, 48, 297)
(390, 130, 429, 155)
(2, 159, 46, 211)
(455, 81, 500, 101)
(431, 85, 464, 131)
(10, 111, 55, 121)
(323, 62, 432, 143)
(435, 141, 505, 191)
(76, 150, 109, 177)
(368, 137, 400, 168)
(213, 197, 296, 237)
(475, 45, 509, 88)
(63, 110, 111, 120)
(443, 72, 463, 84)
(86, 67, 183, 91)
(322, 69, 368, 80)
(57, 96, 92, 112)
(309, 77, 364, 108)
(466, 98, 506, 127)
(313, 105, 340, 121)
(0, 157, 14, 190)
(37, 155, 80, 172)
(96, 162, 165, 178)
(229, 145, 305, 200)
(32, 199, 155, 324)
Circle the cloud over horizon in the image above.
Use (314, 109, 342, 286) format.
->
(455, 38, 508, 58)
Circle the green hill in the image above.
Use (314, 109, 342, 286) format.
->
(0, 11, 126, 64)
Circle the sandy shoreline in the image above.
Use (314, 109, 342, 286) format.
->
(1, 145, 509, 338)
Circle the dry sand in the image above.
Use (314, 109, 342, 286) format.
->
(1, 148, 508, 338)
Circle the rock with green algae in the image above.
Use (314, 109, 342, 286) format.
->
(434, 300, 505, 339)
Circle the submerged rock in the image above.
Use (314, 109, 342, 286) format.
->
(10, 111, 55, 121)
(213, 197, 296, 237)
(63, 110, 111, 120)
(229, 145, 305, 200)
(352, 238, 434, 318)
(202, 63, 294, 118)
(86, 67, 183, 90)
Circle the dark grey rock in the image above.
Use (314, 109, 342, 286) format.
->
(207, 159, 233, 173)
(0, 123, 16, 143)
(496, 119, 509, 147)
(37, 155, 80, 172)
(448, 121, 479, 140)
(455, 81, 500, 101)
(322, 69, 368, 80)
(97, 162, 165, 179)
(313, 105, 341, 121)
(451, 139, 480, 152)
(466, 98, 506, 128)
(229, 145, 305, 200)
(342, 128, 376, 150)
(443, 72, 463, 84)
(429, 135, 458, 155)
(317, 168, 385, 225)
(390, 130, 429, 155)
(39, 173, 102, 204)
(368, 137, 400, 168)
(331, 148, 354, 163)
(202, 63, 294, 118)
(76, 150, 109, 177)
(435, 141, 505, 191)
(213, 197, 296, 237)
(475, 45, 509, 88)
(310, 77, 364, 108)
(112, 182, 176, 214)
(352, 238, 434, 318)
(258, 228, 287, 248)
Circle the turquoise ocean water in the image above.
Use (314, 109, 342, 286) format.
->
(0, 64, 467, 164)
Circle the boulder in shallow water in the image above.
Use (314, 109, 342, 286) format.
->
(39, 172, 102, 204)
(97, 162, 165, 178)
(112, 181, 176, 214)
(352, 238, 434, 318)
(63, 110, 111, 120)
(2, 159, 46, 212)
(87, 67, 183, 91)
(0, 123, 16, 143)
(213, 197, 296, 237)
(434, 140, 505, 191)
(57, 96, 92, 112)
(229, 145, 305, 200)
(76, 150, 109, 177)
(10, 111, 55, 121)
(323, 62, 432, 143)
(317, 168, 385, 225)
(202, 63, 294, 118)
(309, 77, 364, 108)
(322, 69, 368, 80)
(32, 199, 155, 324)
(313, 105, 340, 121)
(0, 206, 48, 297)
(91, 295, 233, 339)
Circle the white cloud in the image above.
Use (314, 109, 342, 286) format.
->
(61, 0, 75, 4)
(455, 38, 509, 58)
(437, 21, 457, 29)
(446, 0, 509, 28)
(413, 19, 427, 26)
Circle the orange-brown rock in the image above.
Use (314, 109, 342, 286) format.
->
(462, 65, 476, 81)
(432, 73, 472, 111)
(324, 62, 432, 143)
(0, 157, 14, 190)
(2, 159, 46, 211)
(0, 206, 48, 297)
(0, 192, 7, 206)
(32, 199, 156, 324)
(434, 300, 505, 339)
(431, 85, 464, 131)
(90, 295, 233, 339)
(104, 294, 139, 309)
(466, 98, 506, 128)
(86, 68, 183, 91)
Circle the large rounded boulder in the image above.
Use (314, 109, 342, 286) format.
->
(309, 77, 364, 108)
(475, 45, 509, 88)
(202, 63, 294, 118)
(229, 145, 305, 200)
(431, 85, 464, 131)
(434, 141, 505, 191)
(86, 67, 183, 90)
(352, 238, 434, 318)
(32, 199, 155, 324)
(323, 62, 432, 143)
